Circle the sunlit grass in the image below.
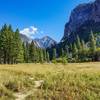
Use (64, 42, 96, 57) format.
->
(0, 63, 100, 100)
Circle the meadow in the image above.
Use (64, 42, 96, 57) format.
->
(0, 63, 100, 100)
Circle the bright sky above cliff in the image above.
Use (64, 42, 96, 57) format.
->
(0, 0, 92, 42)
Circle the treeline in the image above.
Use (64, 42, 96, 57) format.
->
(55, 31, 100, 63)
(23, 41, 50, 63)
(0, 24, 50, 64)
(70, 32, 100, 62)
(0, 24, 99, 64)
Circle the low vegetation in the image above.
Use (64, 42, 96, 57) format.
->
(0, 63, 100, 100)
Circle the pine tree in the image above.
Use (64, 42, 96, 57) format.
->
(7, 25, 15, 64)
(29, 41, 34, 62)
(43, 49, 47, 62)
(72, 43, 78, 62)
(52, 48, 57, 63)
(89, 31, 96, 61)
(89, 31, 96, 53)
(52, 48, 56, 60)
(25, 42, 30, 63)
(61, 48, 68, 64)
(76, 35, 82, 51)
(33, 45, 38, 63)
(39, 49, 44, 63)
(22, 42, 27, 63)
(81, 40, 86, 52)
(61, 48, 64, 58)
(14, 29, 24, 63)
(46, 51, 50, 63)
(79, 40, 87, 62)
(35, 47, 39, 63)
(0, 24, 8, 64)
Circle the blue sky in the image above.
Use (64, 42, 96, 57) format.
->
(0, 0, 92, 42)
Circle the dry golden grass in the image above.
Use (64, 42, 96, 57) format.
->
(0, 63, 100, 100)
(0, 62, 100, 74)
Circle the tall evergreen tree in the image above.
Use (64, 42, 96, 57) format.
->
(25, 42, 30, 63)
(14, 29, 24, 63)
(46, 51, 50, 63)
(39, 49, 44, 63)
(52, 48, 56, 60)
(61, 48, 68, 64)
(7, 25, 14, 64)
(43, 49, 47, 62)
(81, 40, 86, 52)
(0, 24, 8, 63)
(72, 43, 78, 62)
(76, 35, 82, 51)
(89, 31, 96, 53)
(89, 31, 96, 61)
(61, 48, 65, 58)
(29, 41, 34, 62)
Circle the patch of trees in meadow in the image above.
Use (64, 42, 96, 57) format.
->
(0, 24, 50, 64)
(65, 31, 100, 62)
(49, 31, 100, 63)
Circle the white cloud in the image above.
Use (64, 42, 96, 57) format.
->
(20, 26, 38, 38)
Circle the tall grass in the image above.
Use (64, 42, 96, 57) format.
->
(0, 63, 100, 100)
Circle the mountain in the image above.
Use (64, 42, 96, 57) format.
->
(34, 36, 57, 48)
(20, 34, 32, 43)
(20, 34, 57, 48)
(61, 0, 100, 44)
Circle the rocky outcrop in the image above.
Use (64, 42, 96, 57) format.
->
(20, 34, 32, 43)
(20, 34, 57, 48)
(34, 36, 57, 48)
(62, 0, 100, 43)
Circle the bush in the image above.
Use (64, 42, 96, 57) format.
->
(52, 58, 68, 64)
(52, 60, 57, 64)
(62, 57, 68, 65)
(56, 58, 63, 63)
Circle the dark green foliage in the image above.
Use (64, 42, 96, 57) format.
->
(72, 43, 78, 62)
(29, 41, 39, 63)
(89, 31, 96, 53)
(0, 24, 51, 64)
(89, 31, 97, 61)
(61, 48, 68, 64)
(46, 52, 50, 63)
(43, 49, 47, 61)
(14, 29, 24, 63)
(52, 48, 56, 61)
(0, 24, 99, 64)
(69, 32, 100, 62)
(0, 24, 24, 64)
(76, 35, 82, 52)
(51, 48, 57, 63)
(39, 49, 44, 63)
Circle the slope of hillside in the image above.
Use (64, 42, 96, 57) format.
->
(62, 0, 100, 43)
(34, 36, 57, 48)
(20, 34, 57, 48)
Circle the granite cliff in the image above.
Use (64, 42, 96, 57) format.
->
(62, 0, 100, 43)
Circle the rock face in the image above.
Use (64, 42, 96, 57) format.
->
(20, 34, 57, 48)
(62, 0, 100, 43)
(20, 34, 32, 43)
(34, 36, 57, 48)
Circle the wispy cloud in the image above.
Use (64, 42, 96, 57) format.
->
(20, 26, 38, 38)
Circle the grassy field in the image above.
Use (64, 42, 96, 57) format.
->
(0, 63, 100, 100)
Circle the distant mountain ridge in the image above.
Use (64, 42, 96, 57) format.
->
(20, 34, 32, 43)
(20, 34, 57, 48)
(34, 36, 57, 48)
